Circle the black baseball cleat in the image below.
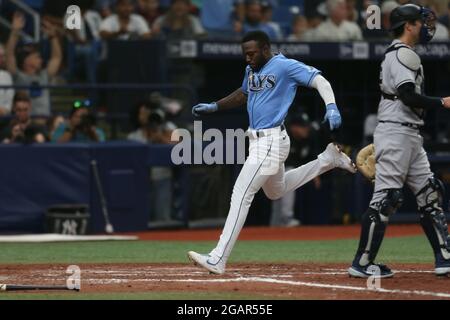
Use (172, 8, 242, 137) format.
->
(435, 255, 450, 276)
(348, 263, 394, 278)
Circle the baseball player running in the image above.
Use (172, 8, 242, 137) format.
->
(348, 4, 450, 278)
(188, 31, 356, 275)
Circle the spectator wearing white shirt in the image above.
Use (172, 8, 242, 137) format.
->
(100, 0, 151, 40)
(0, 43, 14, 116)
(428, 2, 449, 42)
(287, 15, 310, 42)
(432, 20, 450, 41)
(304, 0, 363, 41)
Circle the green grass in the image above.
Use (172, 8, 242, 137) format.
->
(0, 235, 434, 265)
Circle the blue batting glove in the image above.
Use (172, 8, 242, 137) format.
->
(192, 102, 218, 117)
(323, 103, 342, 130)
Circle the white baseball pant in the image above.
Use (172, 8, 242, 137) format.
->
(208, 126, 335, 265)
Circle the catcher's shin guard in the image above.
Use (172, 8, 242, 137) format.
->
(353, 207, 388, 267)
(420, 212, 450, 259)
(417, 178, 450, 261)
(353, 189, 403, 266)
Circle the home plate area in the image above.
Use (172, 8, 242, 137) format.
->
(0, 263, 449, 299)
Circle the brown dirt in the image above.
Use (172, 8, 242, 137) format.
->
(0, 262, 448, 300)
(129, 225, 423, 241)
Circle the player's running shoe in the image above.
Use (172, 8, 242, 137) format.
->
(435, 254, 450, 276)
(319, 143, 357, 173)
(348, 263, 394, 278)
(187, 251, 226, 275)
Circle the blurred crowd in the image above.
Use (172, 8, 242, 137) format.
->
(0, 0, 449, 145)
(1, 0, 449, 226)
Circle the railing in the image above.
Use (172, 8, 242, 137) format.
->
(0, 0, 40, 43)
(2, 82, 450, 147)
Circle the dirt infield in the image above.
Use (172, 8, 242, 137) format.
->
(0, 263, 448, 299)
(131, 225, 423, 241)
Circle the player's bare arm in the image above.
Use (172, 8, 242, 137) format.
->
(192, 88, 246, 117)
(216, 88, 247, 110)
(44, 20, 63, 77)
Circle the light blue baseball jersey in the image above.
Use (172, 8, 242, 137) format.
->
(241, 53, 321, 129)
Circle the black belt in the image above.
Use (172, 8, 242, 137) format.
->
(382, 92, 399, 100)
(379, 120, 423, 130)
(255, 124, 286, 138)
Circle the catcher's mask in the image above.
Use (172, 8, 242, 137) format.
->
(390, 4, 436, 44)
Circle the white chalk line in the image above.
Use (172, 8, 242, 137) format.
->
(118, 276, 449, 299)
(81, 276, 450, 298)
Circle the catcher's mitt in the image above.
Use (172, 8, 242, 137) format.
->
(356, 143, 375, 183)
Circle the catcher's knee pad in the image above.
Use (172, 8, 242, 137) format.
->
(375, 189, 404, 220)
(417, 177, 445, 212)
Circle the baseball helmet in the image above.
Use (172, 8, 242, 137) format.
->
(390, 4, 436, 43)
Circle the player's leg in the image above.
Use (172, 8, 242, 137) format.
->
(348, 189, 403, 278)
(349, 132, 411, 278)
(188, 135, 283, 274)
(269, 165, 300, 226)
(407, 147, 450, 276)
(270, 166, 299, 226)
(262, 143, 356, 201)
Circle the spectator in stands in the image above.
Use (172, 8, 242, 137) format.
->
(5, 12, 62, 117)
(200, 0, 245, 39)
(95, 0, 115, 18)
(438, 1, 450, 30)
(0, 43, 14, 116)
(304, 0, 363, 41)
(302, 10, 325, 41)
(363, 0, 398, 40)
(242, 0, 281, 40)
(67, 0, 103, 83)
(2, 92, 47, 144)
(137, 0, 164, 27)
(287, 14, 310, 41)
(261, 1, 284, 40)
(128, 100, 177, 144)
(99, 0, 151, 40)
(52, 105, 105, 142)
(346, 0, 356, 21)
(152, 0, 206, 40)
(428, 2, 449, 42)
(47, 114, 66, 141)
(41, 0, 72, 33)
(127, 100, 177, 224)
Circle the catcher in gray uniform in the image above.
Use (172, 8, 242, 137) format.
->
(348, 4, 450, 278)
